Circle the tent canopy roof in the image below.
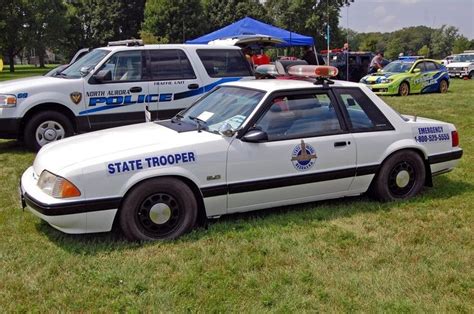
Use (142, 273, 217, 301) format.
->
(186, 17, 314, 47)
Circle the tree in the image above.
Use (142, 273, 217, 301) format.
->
(141, 0, 205, 44)
(358, 33, 384, 52)
(265, 0, 355, 51)
(201, 0, 269, 33)
(0, 0, 29, 72)
(452, 36, 471, 54)
(62, 0, 145, 59)
(418, 45, 430, 57)
(26, 0, 67, 67)
(430, 25, 459, 58)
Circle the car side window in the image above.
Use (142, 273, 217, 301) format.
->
(149, 49, 196, 81)
(333, 88, 394, 132)
(425, 61, 438, 71)
(98, 51, 143, 82)
(414, 61, 426, 72)
(196, 49, 253, 77)
(254, 93, 343, 141)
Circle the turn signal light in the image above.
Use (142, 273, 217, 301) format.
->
(451, 130, 459, 147)
(287, 65, 339, 78)
(59, 180, 81, 198)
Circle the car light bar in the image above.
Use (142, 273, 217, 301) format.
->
(287, 65, 339, 78)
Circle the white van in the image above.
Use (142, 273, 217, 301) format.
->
(0, 40, 254, 150)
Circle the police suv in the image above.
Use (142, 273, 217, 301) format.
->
(0, 40, 253, 150)
(20, 65, 463, 241)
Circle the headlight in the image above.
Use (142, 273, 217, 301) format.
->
(380, 78, 392, 84)
(0, 94, 17, 107)
(37, 170, 81, 198)
(464, 67, 468, 71)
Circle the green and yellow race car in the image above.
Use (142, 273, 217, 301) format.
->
(360, 57, 450, 96)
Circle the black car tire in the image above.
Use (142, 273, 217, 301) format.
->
(372, 150, 426, 202)
(120, 178, 198, 241)
(24, 111, 73, 151)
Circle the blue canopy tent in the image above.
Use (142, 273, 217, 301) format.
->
(186, 17, 314, 47)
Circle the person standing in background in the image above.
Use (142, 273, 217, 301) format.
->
(368, 51, 384, 74)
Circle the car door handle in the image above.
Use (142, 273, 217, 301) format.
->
(129, 86, 142, 93)
(334, 141, 349, 147)
(188, 83, 199, 90)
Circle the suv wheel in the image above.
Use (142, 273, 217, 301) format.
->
(24, 111, 73, 151)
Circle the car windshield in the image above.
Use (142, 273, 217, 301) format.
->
(452, 54, 474, 62)
(179, 86, 265, 133)
(60, 49, 110, 78)
(382, 61, 414, 73)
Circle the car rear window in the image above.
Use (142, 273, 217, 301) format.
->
(197, 49, 253, 78)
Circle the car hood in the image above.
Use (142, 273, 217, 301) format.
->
(33, 122, 218, 175)
(0, 76, 62, 93)
(447, 62, 472, 67)
(362, 72, 404, 83)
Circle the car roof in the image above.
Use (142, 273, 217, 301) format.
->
(102, 44, 243, 52)
(221, 78, 362, 93)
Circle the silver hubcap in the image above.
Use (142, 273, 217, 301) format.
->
(396, 170, 410, 188)
(36, 120, 65, 146)
(149, 203, 172, 224)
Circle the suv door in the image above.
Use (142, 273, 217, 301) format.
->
(146, 49, 202, 120)
(84, 50, 149, 130)
(226, 90, 356, 213)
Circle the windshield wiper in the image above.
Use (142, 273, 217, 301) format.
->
(171, 113, 184, 123)
(189, 116, 207, 133)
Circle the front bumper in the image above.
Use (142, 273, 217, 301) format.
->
(20, 166, 119, 234)
(363, 82, 398, 95)
(0, 117, 21, 139)
(448, 70, 468, 77)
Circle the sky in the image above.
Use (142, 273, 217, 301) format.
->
(339, 0, 474, 39)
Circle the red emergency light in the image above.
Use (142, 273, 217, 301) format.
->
(287, 65, 339, 78)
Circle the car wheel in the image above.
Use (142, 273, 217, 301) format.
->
(24, 111, 73, 151)
(468, 71, 473, 79)
(120, 178, 198, 241)
(372, 150, 426, 202)
(398, 82, 410, 96)
(439, 79, 448, 93)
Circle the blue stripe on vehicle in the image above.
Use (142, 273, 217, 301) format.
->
(173, 77, 242, 100)
(79, 77, 244, 115)
(421, 72, 449, 94)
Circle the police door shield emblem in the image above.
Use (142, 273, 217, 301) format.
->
(70, 92, 82, 105)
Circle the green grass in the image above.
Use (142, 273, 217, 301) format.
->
(0, 64, 58, 80)
(0, 74, 473, 311)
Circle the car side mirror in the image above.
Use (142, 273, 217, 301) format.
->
(80, 66, 93, 76)
(92, 70, 112, 83)
(413, 68, 421, 73)
(218, 122, 236, 137)
(241, 129, 268, 143)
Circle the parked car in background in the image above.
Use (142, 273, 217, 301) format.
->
(440, 55, 454, 65)
(446, 51, 474, 79)
(322, 50, 389, 82)
(360, 56, 449, 96)
(0, 40, 254, 150)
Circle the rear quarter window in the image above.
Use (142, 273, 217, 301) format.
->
(333, 87, 394, 132)
(196, 49, 253, 78)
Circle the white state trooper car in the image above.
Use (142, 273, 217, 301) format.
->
(0, 40, 253, 150)
(20, 65, 463, 241)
